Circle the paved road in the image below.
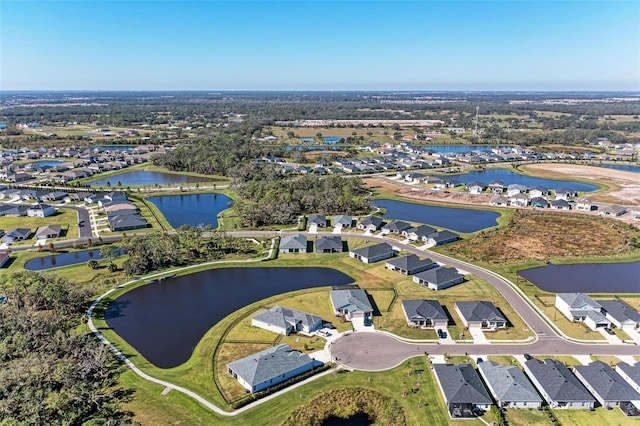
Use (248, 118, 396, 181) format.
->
(62, 205, 92, 239)
(330, 333, 640, 371)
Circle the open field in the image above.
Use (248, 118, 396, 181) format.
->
(522, 163, 640, 205)
(442, 209, 640, 264)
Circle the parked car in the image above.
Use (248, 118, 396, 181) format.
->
(524, 353, 533, 360)
(604, 327, 615, 335)
(437, 329, 447, 339)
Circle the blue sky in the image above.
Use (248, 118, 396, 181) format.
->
(1, 1, 639, 90)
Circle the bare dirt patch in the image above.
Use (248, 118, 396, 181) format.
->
(363, 176, 491, 205)
(522, 163, 640, 205)
(443, 210, 640, 264)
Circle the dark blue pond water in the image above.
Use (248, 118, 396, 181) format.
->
(454, 169, 598, 192)
(89, 170, 216, 186)
(518, 261, 640, 293)
(372, 199, 499, 233)
(599, 164, 640, 173)
(301, 136, 342, 143)
(148, 193, 231, 228)
(424, 145, 498, 153)
(24, 248, 123, 271)
(105, 267, 354, 368)
(33, 160, 64, 168)
(322, 413, 372, 426)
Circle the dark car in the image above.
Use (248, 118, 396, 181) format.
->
(524, 353, 533, 360)
(604, 327, 615, 335)
(437, 329, 447, 339)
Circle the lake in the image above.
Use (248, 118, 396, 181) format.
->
(453, 169, 598, 192)
(24, 248, 123, 271)
(33, 160, 65, 168)
(105, 267, 354, 368)
(599, 164, 640, 173)
(301, 137, 343, 143)
(372, 199, 499, 233)
(148, 193, 231, 228)
(518, 261, 640, 293)
(88, 170, 216, 187)
(322, 413, 372, 426)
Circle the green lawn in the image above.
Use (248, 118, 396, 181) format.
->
(1, 208, 79, 244)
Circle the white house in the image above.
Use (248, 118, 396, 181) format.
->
(599, 299, 640, 331)
(555, 293, 609, 331)
(26, 203, 55, 218)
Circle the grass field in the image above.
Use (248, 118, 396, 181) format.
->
(1, 207, 79, 244)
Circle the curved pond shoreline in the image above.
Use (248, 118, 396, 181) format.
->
(105, 266, 353, 368)
(372, 199, 500, 233)
(518, 261, 640, 293)
(24, 248, 123, 271)
(148, 193, 231, 228)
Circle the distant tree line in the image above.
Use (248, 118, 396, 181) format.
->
(0, 272, 131, 424)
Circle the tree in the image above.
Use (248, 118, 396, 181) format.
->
(87, 260, 99, 269)
(99, 245, 120, 265)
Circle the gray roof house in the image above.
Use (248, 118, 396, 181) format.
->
(523, 358, 595, 409)
(349, 242, 395, 264)
(600, 300, 640, 330)
(433, 363, 492, 418)
(35, 224, 62, 240)
(381, 220, 412, 234)
(455, 301, 507, 329)
(600, 205, 627, 217)
(401, 299, 448, 328)
(1, 228, 32, 243)
(251, 305, 323, 336)
(573, 361, 640, 409)
(279, 234, 307, 254)
(477, 361, 542, 409)
(385, 254, 437, 276)
(308, 214, 327, 227)
(108, 213, 148, 231)
(550, 199, 571, 210)
(402, 225, 437, 241)
(333, 215, 353, 228)
(227, 344, 321, 393)
(616, 362, 640, 394)
(555, 293, 604, 330)
(530, 197, 549, 208)
(427, 230, 460, 246)
(357, 216, 383, 232)
(316, 236, 343, 253)
(413, 267, 464, 291)
(329, 289, 373, 320)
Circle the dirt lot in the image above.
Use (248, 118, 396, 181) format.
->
(363, 176, 492, 205)
(522, 163, 640, 205)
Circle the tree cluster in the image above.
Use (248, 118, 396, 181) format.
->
(0, 272, 131, 424)
(232, 168, 370, 226)
(122, 227, 255, 276)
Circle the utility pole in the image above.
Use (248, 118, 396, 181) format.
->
(474, 106, 479, 137)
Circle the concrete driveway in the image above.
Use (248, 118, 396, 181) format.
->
(468, 327, 489, 344)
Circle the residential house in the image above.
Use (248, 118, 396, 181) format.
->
(308, 214, 327, 228)
(357, 216, 383, 232)
(413, 267, 464, 291)
(477, 361, 543, 409)
(427, 230, 460, 246)
(599, 300, 640, 331)
(466, 181, 486, 195)
(555, 188, 577, 200)
(509, 193, 529, 207)
(523, 358, 595, 409)
(576, 198, 594, 211)
(226, 344, 321, 393)
(433, 363, 493, 418)
(401, 299, 448, 328)
(549, 199, 571, 210)
(600, 205, 627, 217)
(0, 252, 10, 268)
(27, 203, 56, 218)
(315, 236, 343, 253)
(528, 186, 549, 198)
(381, 220, 412, 234)
(107, 213, 148, 231)
(41, 191, 68, 202)
(488, 181, 505, 193)
(454, 301, 507, 329)
(529, 197, 549, 208)
(349, 242, 395, 264)
(573, 361, 640, 410)
(506, 184, 528, 197)
(434, 178, 459, 189)
(35, 225, 62, 240)
(333, 215, 353, 228)
(251, 305, 323, 336)
(329, 288, 373, 320)
(279, 234, 307, 254)
(402, 225, 437, 241)
(1, 228, 32, 244)
(631, 210, 640, 221)
(385, 254, 437, 276)
(616, 362, 640, 393)
(555, 293, 602, 324)
(489, 194, 509, 207)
